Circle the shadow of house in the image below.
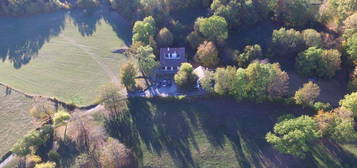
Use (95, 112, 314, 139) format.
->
(0, 11, 66, 68)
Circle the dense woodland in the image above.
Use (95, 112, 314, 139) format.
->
(1, 0, 357, 168)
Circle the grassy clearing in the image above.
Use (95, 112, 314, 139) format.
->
(0, 9, 131, 106)
(0, 85, 35, 157)
(104, 97, 357, 168)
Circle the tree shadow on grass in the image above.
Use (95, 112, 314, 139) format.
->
(105, 97, 357, 168)
(0, 11, 65, 68)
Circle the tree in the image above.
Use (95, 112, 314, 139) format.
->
(302, 29, 322, 48)
(109, 0, 138, 17)
(29, 99, 54, 123)
(210, 0, 264, 28)
(76, 0, 99, 8)
(296, 47, 341, 78)
(195, 41, 220, 67)
(237, 44, 262, 67)
(270, 0, 316, 27)
(135, 45, 159, 77)
(186, 31, 205, 49)
(267, 64, 289, 99)
(327, 0, 357, 19)
(214, 66, 236, 95)
(132, 16, 156, 45)
(99, 138, 139, 168)
(120, 63, 137, 91)
(271, 28, 305, 56)
(174, 63, 198, 90)
(294, 81, 320, 106)
(339, 92, 357, 116)
(156, 27, 174, 47)
(266, 115, 321, 158)
(98, 83, 127, 118)
(200, 70, 215, 93)
(195, 16, 228, 42)
(346, 33, 357, 62)
(12, 126, 52, 156)
(34, 161, 56, 168)
(53, 110, 71, 140)
(344, 13, 357, 30)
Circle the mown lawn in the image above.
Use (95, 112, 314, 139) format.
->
(0, 85, 35, 157)
(0, 9, 131, 106)
(105, 97, 357, 168)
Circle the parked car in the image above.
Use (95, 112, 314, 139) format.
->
(160, 80, 172, 87)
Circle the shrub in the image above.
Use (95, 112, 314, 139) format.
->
(195, 41, 220, 67)
(313, 102, 332, 111)
(294, 81, 320, 106)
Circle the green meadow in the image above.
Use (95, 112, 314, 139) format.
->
(0, 9, 132, 106)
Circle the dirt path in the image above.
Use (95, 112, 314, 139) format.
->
(60, 35, 120, 86)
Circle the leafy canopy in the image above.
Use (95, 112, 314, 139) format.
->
(266, 115, 321, 158)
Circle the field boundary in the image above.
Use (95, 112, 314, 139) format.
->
(0, 82, 98, 110)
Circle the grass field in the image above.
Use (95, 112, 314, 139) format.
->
(104, 97, 357, 168)
(0, 85, 35, 157)
(0, 8, 131, 106)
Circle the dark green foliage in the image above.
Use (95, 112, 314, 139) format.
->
(296, 47, 341, 78)
(270, 0, 317, 27)
(109, 0, 138, 17)
(210, 0, 269, 28)
(0, 0, 64, 16)
(237, 44, 262, 68)
(266, 115, 321, 158)
(186, 31, 205, 49)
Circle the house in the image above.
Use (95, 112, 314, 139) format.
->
(159, 48, 187, 73)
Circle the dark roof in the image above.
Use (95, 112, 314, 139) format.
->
(160, 48, 187, 67)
